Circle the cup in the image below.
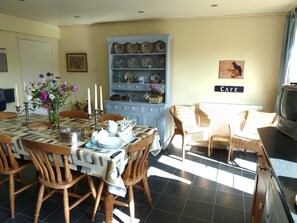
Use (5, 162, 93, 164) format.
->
(117, 119, 136, 131)
(107, 126, 118, 135)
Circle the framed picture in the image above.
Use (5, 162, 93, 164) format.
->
(66, 53, 88, 72)
(219, 60, 244, 79)
(0, 48, 8, 72)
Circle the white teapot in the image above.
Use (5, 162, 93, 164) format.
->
(117, 119, 136, 132)
(91, 129, 108, 144)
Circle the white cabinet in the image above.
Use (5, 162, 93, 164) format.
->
(105, 34, 171, 148)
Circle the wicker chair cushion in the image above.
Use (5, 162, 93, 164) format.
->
(242, 110, 276, 135)
(175, 105, 198, 128)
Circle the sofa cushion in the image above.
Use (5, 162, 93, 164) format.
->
(242, 110, 276, 135)
(175, 105, 197, 128)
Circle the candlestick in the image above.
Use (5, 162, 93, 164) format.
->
(99, 86, 103, 110)
(87, 88, 91, 114)
(23, 81, 28, 103)
(15, 84, 19, 106)
(94, 84, 98, 109)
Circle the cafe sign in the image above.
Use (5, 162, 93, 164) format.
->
(214, 85, 244, 93)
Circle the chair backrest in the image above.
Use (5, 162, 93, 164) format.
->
(98, 113, 125, 122)
(21, 138, 73, 184)
(236, 109, 278, 132)
(0, 135, 19, 171)
(0, 112, 18, 120)
(170, 105, 210, 130)
(60, 110, 89, 119)
(121, 131, 156, 186)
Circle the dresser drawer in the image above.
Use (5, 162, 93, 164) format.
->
(105, 103, 124, 111)
(124, 105, 141, 112)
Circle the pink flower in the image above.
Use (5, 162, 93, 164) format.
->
(40, 91, 48, 102)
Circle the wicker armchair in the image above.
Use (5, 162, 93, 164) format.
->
(166, 105, 211, 161)
(228, 110, 278, 162)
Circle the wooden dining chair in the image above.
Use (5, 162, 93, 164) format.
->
(59, 110, 89, 119)
(0, 112, 18, 120)
(91, 131, 156, 222)
(98, 113, 125, 122)
(0, 134, 38, 219)
(21, 138, 96, 223)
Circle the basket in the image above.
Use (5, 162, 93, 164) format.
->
(149, 96, 163, 104)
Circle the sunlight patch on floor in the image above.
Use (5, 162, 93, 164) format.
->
(147, 166, 192, 184)
(233, 157, 257, 172)
(113, 208, 140, 223)
(154, 154, 255, 194)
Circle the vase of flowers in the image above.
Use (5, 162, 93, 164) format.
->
(143, 84, 164, 104)
(30, 72, 78, 130)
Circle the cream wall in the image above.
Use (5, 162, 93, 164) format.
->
(0, 13, 60, 111)
(59, 14, 285, 110)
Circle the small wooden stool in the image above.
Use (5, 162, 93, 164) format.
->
(208, 135, 230, 160)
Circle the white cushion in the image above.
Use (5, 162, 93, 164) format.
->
(242, 110, 276, 135)
(175, 105, 197, 128)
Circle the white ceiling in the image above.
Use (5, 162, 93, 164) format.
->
(0, 0, 296, 26)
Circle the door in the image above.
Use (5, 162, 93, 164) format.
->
(18, 36, 55, 114)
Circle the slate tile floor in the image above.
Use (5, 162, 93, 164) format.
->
(0, 143, 257, 223)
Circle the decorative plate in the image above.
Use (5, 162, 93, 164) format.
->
(140, 41, 153, 53)
(150, 74, 161, 83)
(97, 137, 122, 149)
(126, 43, 139, 54)
(113, 42, 125, 54)
(156, 56, 165, 68)
(141, 57, 153, 68)
(124, 71, 136, 83)
(127, 57, 138, 68)
(115, 57, 126, 68)
(155, 40, 166, 53)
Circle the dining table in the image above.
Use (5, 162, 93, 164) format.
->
(0, 113, 161, 222)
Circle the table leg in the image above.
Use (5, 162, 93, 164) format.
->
(104, 192, 114, 223)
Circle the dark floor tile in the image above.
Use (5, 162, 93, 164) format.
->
(133, 190, 161, 207)
(220, 162, 242, 175)
(200, 157, 221, 169)
(192, 176, 217, 190)
(120, 203, 152, 223)
(182, 200, 214, 221)
(155, 194, 187, 213)
(179, 215, 211, 223)
(5, 213, 35, 223)
(213, 205, 245, 223)
(216, 183, 244, 196)
(155, 162, 176, 174)
(170, 168, 196, 183)
(188, 187, 216, 204)
(163, 181, 191, 198)
(216, 191, 243, 210)
(147, 178, 168, 193)
(145, 209, 180, 223)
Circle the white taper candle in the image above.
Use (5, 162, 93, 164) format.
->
(99, 86, 103, 110)
(87, 88, 91, 114)
(15, 84, 19, 106)
(94, 84, 98, 109)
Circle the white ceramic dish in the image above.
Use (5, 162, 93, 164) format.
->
(97, 137, 122, 149)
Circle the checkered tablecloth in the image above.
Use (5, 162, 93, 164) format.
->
(0, 113, 161, 196)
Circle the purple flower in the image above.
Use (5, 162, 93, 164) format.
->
(40, 91, 48, 102)
(71, 85, 78, 92)
(58, 88, 64, 95)
(52, 79, 56, 84)
(39, 73, 44, 78)
(61, 81, 67, 88)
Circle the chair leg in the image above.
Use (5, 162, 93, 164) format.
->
(91, 180, 104, 222)
(87, 175, 97, 199)
(34, 184, 45, 223)
(228, 145, 233, 163)
(9, 174, 15, 218)
(128, 185, 135, 223)
(63, 188, 70, 223)
(142, 176, 153, 208)
(182, 136, 185, 161)
(207, 138, 211, 157)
